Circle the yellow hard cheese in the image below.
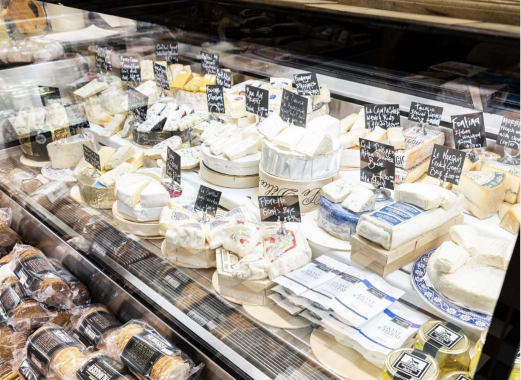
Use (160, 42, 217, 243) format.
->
(476, 161, 520, 204)
(199, 74, 216, 92)
(500, 203, 520, 234)
(171, 71, 193, 90)
(184, 76, 203, 92)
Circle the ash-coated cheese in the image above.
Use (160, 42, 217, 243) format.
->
(104, 146, 136, 170)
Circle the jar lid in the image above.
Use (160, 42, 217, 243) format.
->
(417, 320, 469, 355)
(385, 348, 439, 380)
(440, 371, 472, 380)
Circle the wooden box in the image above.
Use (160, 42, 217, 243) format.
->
(350, 214, 464, 277)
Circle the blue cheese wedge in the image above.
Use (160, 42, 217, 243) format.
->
(146, 103, 167, 119)
(161, 146, 200, 169)
(144, 136, 182, 159)
(178, 112, 211, 132)
(137, 115, 166, 133)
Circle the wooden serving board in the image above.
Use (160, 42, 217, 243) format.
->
(350, 214, 464, 277)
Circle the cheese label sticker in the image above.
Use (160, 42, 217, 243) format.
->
(153, 63, 170, 91)
(451, 112, 486, 149)
(77, 355, 134, 380)
(359, 138, 395, 190)
(293, 73, 320, 96)
(280, 89, 308, 127)
(391, 351, 431, 379)
(166, 147, 181, 185)
(425, 323, 463, 349)
(206, 85, 225, 114)
(408, 102, 443, 126)
(83, 145, 101, 171)
(78, 311, 122, 346)
(201, 52, 219, 74)
(496, 116, 520, 149)
(120, 55, 141, 83)
(369, 202, 424, 226)
(195, 185, 221, 216)
(245, 85, 269, 118)
(216, 69, 232, 89)
(28, 328, 83, 372)
(121, 331, 175, 377)
(258, 195, 301, 222)
(364, 104, 400, 130)
(427, 144, 466, 185)
(156, 43, 178, 64)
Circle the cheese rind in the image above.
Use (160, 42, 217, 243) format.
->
(395, 127, 445, 170)
(258, 113, 287, 141)
(307, 115, 341, 138)
(47, 134, 95, 169)
(387, 127, 406, 149)
(340, 114, 357, 134)
(339, 129, 367, 149)
(115, 173, 151, 207)
(477, 161, 520, 204)
(366, 126, 387, 143)
(97, 163, 137, 187)
(433, 241, 469, 273)
(272, 126, 306, 150)
(295, 131, 333, 157)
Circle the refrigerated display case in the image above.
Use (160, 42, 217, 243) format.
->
(0, 1, 519, 380)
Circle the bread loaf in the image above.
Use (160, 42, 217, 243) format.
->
(75, 352, 138, 380)
(69, 305, 121, 349)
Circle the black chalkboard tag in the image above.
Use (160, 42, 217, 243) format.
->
(166, 147, 181, 185)
(83, 145, 101, 171)
(364, 104, 401, 130)
(95, 46, 112, 72)
(128, 87, 148, 121)
(258, 195, 301, 223)
(451, 112, 486, 149)
(496, 116, 520, 149)
(280, 89, 308, 127)
(195, 185, 222, 217)
(206, 85, 225, 114)
(153, 63, 170, 91)
(119, 56, 141, 83)
(427, 144, 466, 185)
(408, 102, 443, 126)
(201, 52, 219, 75)
(293, 73, 320, 96)
(38, 86, 61, 106)
(216, 69, 232, 89)
(156, 43, 178, 64)
(359, 138, 395, 190)
(245, 85, 269, 118)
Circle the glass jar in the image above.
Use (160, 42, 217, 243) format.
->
(413, 321, 470, 378)
(382, 348, 439, 380)
(441, 371, 472, 380)
(469, 328, 487, 377)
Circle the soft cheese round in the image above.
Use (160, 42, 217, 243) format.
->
(201, 145, 260, 176)
(261, 139, 341, 180)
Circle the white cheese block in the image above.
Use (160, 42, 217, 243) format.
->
(127, 150, 145, 169)
(205, 218, 236, 249)
(339, 129, 368, 149)
(97, 163, 137, 188)
(433, 241, 469, 273)
(144, 136, 182, 159)
(395, 127, 445, 170)
(165, 222, 206, 250)
(223, 136, 259, 161)
(295, 131, 333, 157)
(73, 79, 109, 98)
(116, 201, 163, 222)
(387, 127, 406, 150)
(47, 133, 95, 169)
(140, 180, 169, 208)
(450, 225, 478, 255)
(477, 161, 520, 204)
(201, 145, 260, 176)
(340, 114, 358, 134)
(258, 113, 287, 141)
(115, 173, 151, 207)
(178, 112, 211, 132)
(395, 183, 458, 210)
(163, 109, 185, 132)
(224, 93, 247, 119)
(452, 171, 505, 220)
(136, 168, 164, 181)
(104, 146, 136, 170)
(320, 177, 357, 203)
(342, 186, 375, 213)
(210, 134, 243, 156)
(272, 126, 306, 150)
(366, 126, 387, 142)
(500, 203, 520, 234)
(99, 113, 126, 137)
(159, 208, 197, 236)
(204, 125, 237, 146)
(307, 115, 341, 138)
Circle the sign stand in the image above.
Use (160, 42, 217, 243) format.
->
(496, 117, 520, 165)
(372, 186, 391, 201)
(277, 216, 288, 236)
(498, 144, 520, 165)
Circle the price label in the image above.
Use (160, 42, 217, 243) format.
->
(293, 73, 320, 96)
(451, 112, 486, 149)
(120, 56, 141, 83)
(156, 43, 178, 64)
(38, 86, 60, 106)
(364, 104, 401, 130)
(206, 85, 225, 114)
(153, 63, 170, 91)
(496, 116, 520, 149)
(194, 185, 222, 217)
(280, 89, 308, 127)
(166, 147, 181, 185)
(408, 102, 443, 126)
(216, 69, 232, 89)
(360, 138, 395, 190)
(245, 85, 269, 118)
(128, 87, 148, 121)
(258, 195, 301, 222)
(83, 145, 101, 171)
(201, 52, 219, 74)
(95, 45, 112, 72)
(427, 144, 466, 185)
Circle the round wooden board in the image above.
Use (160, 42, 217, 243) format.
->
(243, 303, 311, 330)
(310, 329, 380, 380)
(69, 186, 85, 205)
(112, 203, 163, 238)
(211, 271, 258, 306)
(20, 155, 49, 168)
(302, 210, 351, 251)
(199, 161, 258, 189)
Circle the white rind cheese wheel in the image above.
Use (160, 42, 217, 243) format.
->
(201, 144, 260, 176)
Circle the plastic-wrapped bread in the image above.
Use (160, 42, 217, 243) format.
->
(26, 324, 86, 379)
(18, 358, 47, 380)
(49, 259, 90, 306)
(106, 320, 199, 380)
(75, 351, 138, 380)
(0, 208, 21, 258)
(69, 305, 121, 349)
(0, 326, 26, 376)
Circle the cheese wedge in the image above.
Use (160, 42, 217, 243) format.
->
(171, 71, 193, 90)
(115, 173, 151, 207)
(127, 150, 144, 169)
(366, 126, 387, 143)
(450, 225, 478, 255)
(97, 163, 137, 187)
(99, 114, 126, 137)
(387, 127, 406, 150)
(339, 129, 368, 149)
(104, 146, 136, 170)
(477, 161, 520, 204)
(500, 203, 520, 234)
(183, 76, 203, 92)
(340, 114, 358, 134)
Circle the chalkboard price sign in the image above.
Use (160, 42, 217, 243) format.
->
(95, 46, 112, 72)
(496, 116, 520, 149)
(120, 56, 141, 83)
(166, 147, 181, 185)
(206, 85, 225, 114)
(83, 145, 101, 171)
(195, 185, 222, 216)
(293, 73, 320, 96)
(408, 102, 443, 126)
(451, 112, 486, 149)
(280, 89, 308, 127)
(156, 43, 178, 64)
(201, 52, 219, 74)
(216, 69, 232, 89)
(258, 195, 301, 223)
(153, 63, 170, 90)
(359, 138, 395, 190)
(128, 87, 148, 121)
(364, 104, 401, 130)
(245, 85, 269, 118)
(427, 144, 466, 185)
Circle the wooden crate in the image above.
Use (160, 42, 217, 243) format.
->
(350, 214, 464, 277)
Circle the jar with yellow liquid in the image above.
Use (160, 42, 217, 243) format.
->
(509, 350, 520, 380)
(469, 329, 487, 377)
(413, 321, 470, 378)
(441, 371, 472, 380)
(382, 348, 439, 380)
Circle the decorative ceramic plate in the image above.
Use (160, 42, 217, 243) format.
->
(411, 249, 491, 330)
(41, 163, 77, 182)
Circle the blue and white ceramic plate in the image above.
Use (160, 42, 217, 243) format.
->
(41, 163, 77, 183)
(411, 249, 491, 330)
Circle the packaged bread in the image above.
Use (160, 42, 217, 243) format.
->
(9, 244, 71, 308)
(106, 320, 199, 380)
(18, 358, 47, 380)
(0, 208, 12, 230)
(75, 351, 138, 380)
(49, 309, 72, 329)
(0, 326, 26, 376)
(0, 276, 53, 332)
(26, 324, 87, 379)
(0, 209, 21, 258)
(49, 260, 90, 306)
(0, 254, 15, 283)
(69, 305, 121, 349)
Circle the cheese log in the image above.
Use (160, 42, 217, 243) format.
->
(342, 186, 375, 213)
(115, 173, 151, 207)
(387, 127, 406, 150)
(366, 126, 387, 143)
(339, 129, 368, 149)
(340, 114, 358, 134)
(104, 146, 136, 170)
(97, 162, 137, 187)
(272, 126, 306, 150)
(320, 177, 357, 203)
(140, 180, 169, 208)
(395, 183, 458, 210)
(395, 127, 445, 170)
(99, 114, 126, 137)
(395, 158, 430, 184)
(452, 171, 505, 220)
(500, 203, 520, 234)
(477, 161, 520, 204)
(295, 131, 333, 157)
(450, 225, 478, 255)
(47, 134, 95, 169)
(307, 115, 341, 138)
